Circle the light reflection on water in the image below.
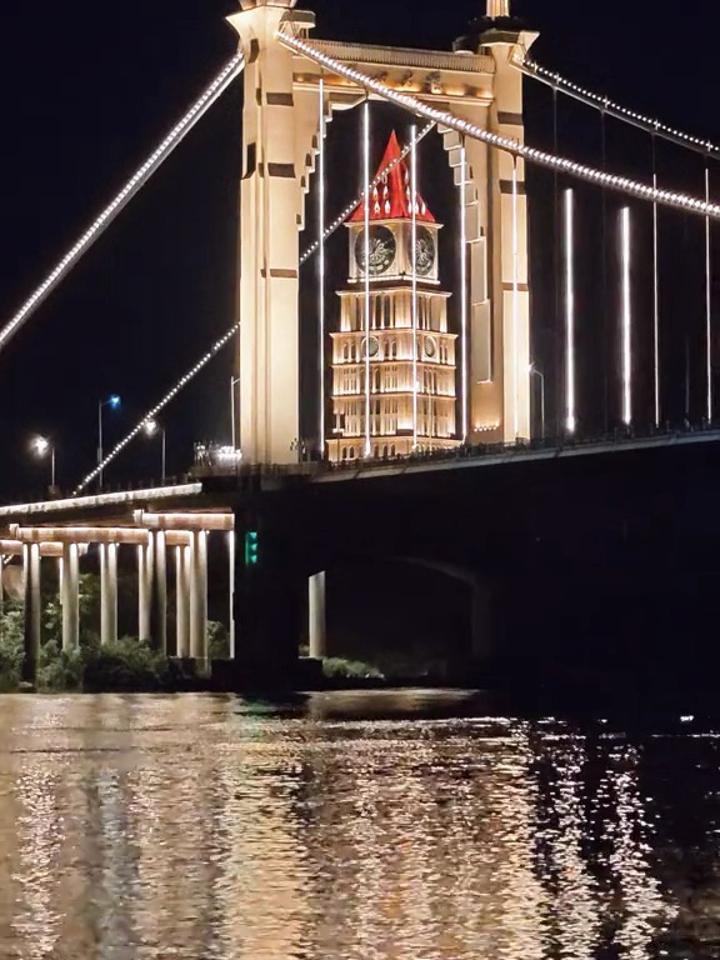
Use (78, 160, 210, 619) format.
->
(0, 691, 714, 959)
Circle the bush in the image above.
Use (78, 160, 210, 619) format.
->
(0, 602, 24, 691)
(37, 639, 85, 692)
(83, 637, 170, 692)
(322, 657, 385, 681)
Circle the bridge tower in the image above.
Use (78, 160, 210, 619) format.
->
(228, 0, 537, 464)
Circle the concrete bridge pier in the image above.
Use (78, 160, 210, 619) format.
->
(175, 545, 191, 658)
(189, 530, 208, 669)
(308, 571, 327, 660)
(99, 543, 119, 646)
(22, 544, 41, 684)
(62, 543, 80, 653)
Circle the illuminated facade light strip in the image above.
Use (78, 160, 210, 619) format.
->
(459, 144, 469, 442)
(511, 159, 520, 440)
(74, 323, 240, 494)
(0, 484, 203, 520)
(652, 175, 661, 428)
(278, 32, 720, 220)
(299, 120, 435, 266)
(521, 56, 720, 158)
(0, 54, 245, 356)
(564, 189, 576, 434)
(363, 102, 372, 459)
(318, 76, 327, 454)
(621, 208, 633, 427)
(706, 166, 713, 423)
(411, 124, 419, 451)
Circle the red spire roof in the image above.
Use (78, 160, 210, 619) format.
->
(349, 130, 436, 224)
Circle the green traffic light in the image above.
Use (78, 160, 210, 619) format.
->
(244, 531, 259, 567)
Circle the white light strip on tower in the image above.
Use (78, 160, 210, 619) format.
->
(621, 207, 633, 427)
(511, 159, 520, 440)
(706, 165, 713, 423)
(459, 143, 469, 442)
(300, 120, 435, 266)
(363, 101, 372, 459)
(411, 124, 419, 451)
(318, 76, 326, 455)
(0, 54, 245, 357)
(565, 189, 576, 434)
(74, 323, 240, 494)
(277, 32, 720, 220)
(652, 171, 661, 428)
(521, 57, 720, 158)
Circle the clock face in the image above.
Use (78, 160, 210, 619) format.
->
(362, 336, 380, 359)
(355, 226, 397, 276)
(424, 337, 437, 360)
(409, 226, 436, 277)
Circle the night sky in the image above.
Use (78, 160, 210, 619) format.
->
(0, 0, 718, 502)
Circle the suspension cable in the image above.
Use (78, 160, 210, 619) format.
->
(0, 53, 246, 357)
(74, 323, 239, 494)
(279, 31, 720, 220)
(521, 57, 720, 159)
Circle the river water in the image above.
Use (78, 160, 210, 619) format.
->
(0, 691, 717, 959)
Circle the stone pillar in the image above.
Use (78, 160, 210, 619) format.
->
(22, 544, 42, 685)
(175, 546, 189, 658)
(227, 1, 319, 465)
(138, 537, 154, 643)
(308, 571, 327, 660)
(228, 531, 236, 660)
(189, 531, 208, 665)
(100, 543, 119, 646)
(154, 532, 168, 655)
(62, 543, 80, 653)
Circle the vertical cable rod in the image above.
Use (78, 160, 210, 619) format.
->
(459, 141, 469, 442)
(652, 132, 661, 427)
(317, 76, 326, 455)
(621, 207, 633, 427)
(706, 159, 713, 423)
(511, 157, 520, 440)
(363, 101, 372, 459)
(411, 124, 419, 451)
(564, 189, 576, 434)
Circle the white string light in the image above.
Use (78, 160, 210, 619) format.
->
(411, 123, 419, 451)
(564, 189, 576, 434)
(706, 165, 713, 423)
(459, 142, 469, 442)
(363, 101, 372, 460)
(318, 76, 327, 455)
(74, 323, 240, 494)
(300, 120, 435, 266)
(278, 32, 720, 221)
(522, 56, 720, 158)
(621, 208, 633, 427)
(0, 54, 245, 357)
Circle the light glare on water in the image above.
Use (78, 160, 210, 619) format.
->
(0, 692, 715, 959)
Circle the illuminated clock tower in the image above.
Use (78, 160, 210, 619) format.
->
(327, 131, 460, 462)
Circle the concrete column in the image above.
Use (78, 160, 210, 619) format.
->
(0, 554, 4, 614)
(138, 537, 153, 643)
(189, 530, 208, 664)
(22, 544, 42, 684)
(100, 543, 119, 646)
(61, 543, 80, 653)
(175, 545, 190, 658)
(308, 571, 327, 660)
(228, 531, 236, 660)
(154, 531, 168, 655)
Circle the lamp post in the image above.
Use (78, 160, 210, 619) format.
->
(31, 435, 55, 490)
(529, 364, 546, 440)
(144, 419, 166, 481)
(230, 375, 241, 451)
(97, 394, 121, 490)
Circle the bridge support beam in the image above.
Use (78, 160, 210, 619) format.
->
(308, 571, 327, 660)
(61, 543, 80, 653)
(153, 532, 168, 656)
(22, 544, 41, 685)
(100, 543, 119, 647)
(189, 531, 208, 669)
(176, 545, 191, 659)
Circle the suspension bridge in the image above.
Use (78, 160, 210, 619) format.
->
(1, 0, 719, 689)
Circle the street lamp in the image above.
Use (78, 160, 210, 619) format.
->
(31, 435, 55, 489)
(230, 375, 241, 451)
(98, 394, 121, 490)
(144, 418, 166, 481)
(529, 364, 546, 440)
